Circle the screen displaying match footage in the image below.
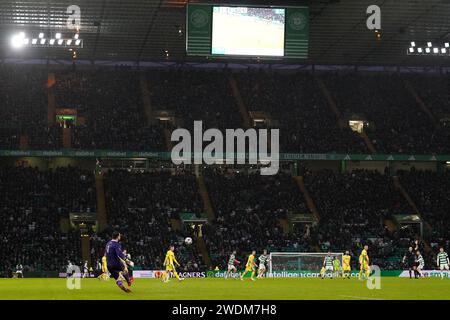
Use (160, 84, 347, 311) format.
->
(211, 6, 286, 57)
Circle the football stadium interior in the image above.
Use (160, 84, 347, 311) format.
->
(0, 0, 449, 300)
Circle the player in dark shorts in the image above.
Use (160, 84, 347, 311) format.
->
(402, 246, 415, 279)
(105, 231, 132, 293)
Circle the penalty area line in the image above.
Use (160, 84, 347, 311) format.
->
(339, 295, 384, 300)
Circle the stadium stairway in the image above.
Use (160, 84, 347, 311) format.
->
(393, 176, 433, 252)
(164, 128, 174, 151)
(196, 175, 216, 222)
(293, 176, 322, 252)
(196, 236, 212, 268)
(384, 219, 397, 233)
(95, 172, 108, 232)
(170, 218, 182, 231)
(402, 79, 437, 125)
(278, 218, 290, 234)
(81, 235, 91, 266)
(63, 128, 71, 148)
(315, 76, 377, 154)
(293, 176, 320, 222)
(393, 176, 423, 218)
(19, 133, 29, 150)
(139, 74, 154, 125)
(47, 73, 56, 124)
(229, 75, 252, 128)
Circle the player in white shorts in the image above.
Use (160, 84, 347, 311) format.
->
(414, 251, 425, 278)
(257, 250, 270, 278)
(437, 247, 449, 279)
(321, 252, 334, 279)
(225, 251, 240, 279)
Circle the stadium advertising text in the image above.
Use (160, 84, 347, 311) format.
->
(133, 270, 206, 278)
(171, 121, 279, 175)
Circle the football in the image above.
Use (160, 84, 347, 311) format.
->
(184, 237, 193, 245)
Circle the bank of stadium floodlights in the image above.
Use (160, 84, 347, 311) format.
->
(10, 32, 83, 49)
(407, 41, 450, 55)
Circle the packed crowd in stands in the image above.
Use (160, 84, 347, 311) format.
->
(322, 72, 450, 154)
(0, 166, 96, 276)
(90, 169, 205, 271)
(398, 169, 450, 246)
(148, 69, 243, 130)
(304, 169, 414, 269)
(203, 168, 313, 268)
(0, 65, 449, 275)
(55, 68, 166, 151)
(0, 65, 448, 154)
(235, 70, 368, 153)
(0, 163, 447, 274)
(0, 65, 55, 149)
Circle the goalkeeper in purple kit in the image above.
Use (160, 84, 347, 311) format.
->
(105, 231, 132, 293)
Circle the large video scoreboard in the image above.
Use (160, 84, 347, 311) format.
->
(186, 3, 309, 59)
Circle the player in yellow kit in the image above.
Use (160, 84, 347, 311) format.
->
(98, 254, 109, 280)
(358, 245, 370, 280)
(240, 250, 257, 281)
(342, 251, 351, 279)
(162, 245, 184, 282)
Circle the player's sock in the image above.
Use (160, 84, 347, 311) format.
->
(173, 271, 184, 281)
(116, 280, 130, 292)
(251, 271, 255, 280)
(123, 271, 132, 286)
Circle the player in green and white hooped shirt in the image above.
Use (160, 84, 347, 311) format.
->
(257, 250, 270, 278)
(225, 251, 240, 279)
(322, 252, 334, 279)
(414, 250, 425, 278)
(437, 247, 449, 279)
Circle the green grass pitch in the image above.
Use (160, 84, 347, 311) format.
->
(0, 278, 449, 300)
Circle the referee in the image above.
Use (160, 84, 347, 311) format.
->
(402, 246, 415, 279)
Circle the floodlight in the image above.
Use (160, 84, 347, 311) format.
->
(11, 32, 25, 48)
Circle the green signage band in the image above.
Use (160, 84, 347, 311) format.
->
(0, 150, 449, 162)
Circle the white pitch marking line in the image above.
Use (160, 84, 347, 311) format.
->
(339, 295, 384, 300)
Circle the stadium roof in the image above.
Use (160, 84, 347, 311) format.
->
(1, 0, 449, 66)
